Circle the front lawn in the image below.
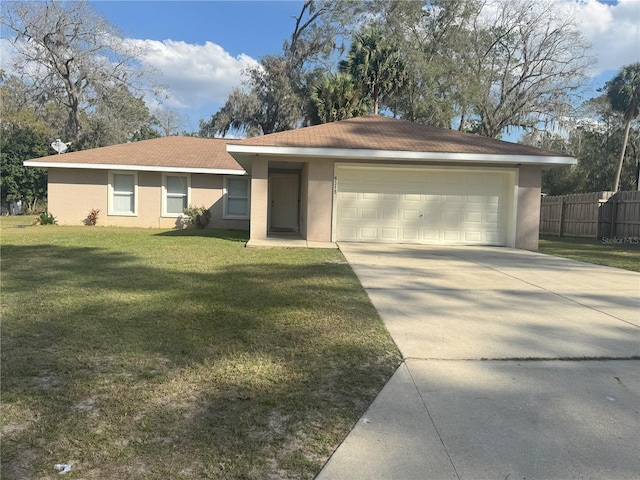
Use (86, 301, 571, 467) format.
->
(1, 216, 401, 479)
(539, 235, 640, 272)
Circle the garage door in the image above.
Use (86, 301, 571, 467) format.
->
(335, 165, 513, 245)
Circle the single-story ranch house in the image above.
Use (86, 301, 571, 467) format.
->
(25, 115, 576, 250)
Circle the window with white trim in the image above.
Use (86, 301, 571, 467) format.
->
(224, 177, 250, 219)
(108, 171, 137, 216)
(162, 173, 190, 217)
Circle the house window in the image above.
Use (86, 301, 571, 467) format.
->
(108, 171, 137, 216)
(224, 177, 250, 219)
(163, 173, 190, 217)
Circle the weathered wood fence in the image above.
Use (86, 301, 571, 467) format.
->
(540, 191, 640, 239)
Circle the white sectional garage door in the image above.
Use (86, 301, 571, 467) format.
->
(335, 165, 513, 245)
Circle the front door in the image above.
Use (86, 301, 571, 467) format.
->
(269, 174, 299, 232)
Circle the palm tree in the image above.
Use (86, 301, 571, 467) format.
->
(308, 73, 370, 124)
(339, 27, 407, 115)
(605, 62, 640, 191)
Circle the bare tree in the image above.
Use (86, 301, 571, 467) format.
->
(2, 0, 150, 143)
(152, 108, 189, 137)
(467, 0, 594, 138)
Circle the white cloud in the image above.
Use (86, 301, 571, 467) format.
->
(127, 38, 258, 110)
(567, 0, 640, 74)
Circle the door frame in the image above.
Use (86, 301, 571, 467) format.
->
(268, 173, 300, 233)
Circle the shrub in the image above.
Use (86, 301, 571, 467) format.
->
(183, 205, 211, 229)
(85, 208, 100, 226)
(35, 212, 57, 225)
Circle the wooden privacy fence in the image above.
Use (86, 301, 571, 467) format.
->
(540, 191, 640, 239)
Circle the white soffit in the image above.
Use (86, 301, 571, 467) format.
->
(23, 161, 247, 175)
(226, 144, 577, 166)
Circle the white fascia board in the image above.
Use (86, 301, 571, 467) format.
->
(23, 160, 248, 175)
(225, 144, 577, 166)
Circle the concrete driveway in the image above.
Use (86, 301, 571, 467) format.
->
(317, 244, 640, 480)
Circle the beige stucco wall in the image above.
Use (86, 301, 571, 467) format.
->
(305, 159, 334, 242)
(249, 158, 269, 240)
(515, 165, 542, 251)
(46, 168, 249, 230)
(48, 168, 108, 225)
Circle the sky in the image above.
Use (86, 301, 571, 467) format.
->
(2, 0, 640, 134)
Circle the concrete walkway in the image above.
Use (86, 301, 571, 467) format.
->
(317, 244, 640, 480)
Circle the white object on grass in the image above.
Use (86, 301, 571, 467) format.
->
(54, 463, 72, 474)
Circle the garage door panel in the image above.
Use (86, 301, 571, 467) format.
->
(361, 227, 378, 239)
(422, 230, 440, 242)
(381, 228, 400, 240)
(403, 209, 421, 221)
(444, 230, 462, 242)
(361, 208, 378, 219)
(336, 166, 511, 246)
(340, 207, 358, 219)
(338, 226, 357, 239)
(443, 210, 463, 226)
(402, 229, 420, 241)
(463, 231, 482, 242)
(383, 209, 399, 220)
(486, 212, 499, 223)
(465, 211, 483, 224)
(486, 230, 505, 243)
(362, 192, 379, 200)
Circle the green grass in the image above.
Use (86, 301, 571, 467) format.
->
(539, 235, 640, 272)
(1, 216, 401, 479)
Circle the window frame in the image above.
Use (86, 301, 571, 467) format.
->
(108, 171, 138, 216)
(223, 176, 250, 219)
(161, 173, 191, 218)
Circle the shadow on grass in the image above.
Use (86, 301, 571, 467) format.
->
(154, 228, 249, 242)
(1, 242, 398, 479)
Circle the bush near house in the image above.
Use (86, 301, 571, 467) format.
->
(183, 205, 211, 229)
(85, 208, 100, 226)
(34, 212, 56, 225)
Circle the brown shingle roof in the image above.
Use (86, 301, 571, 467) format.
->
(235, 115, 571, 157)
(27, 136, 244, 171)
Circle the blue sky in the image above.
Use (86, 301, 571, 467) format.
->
(2, 1, 639, 134)
(92, 1, 300, 60)
(91, 1, 307, 131)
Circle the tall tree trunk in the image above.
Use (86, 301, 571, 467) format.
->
(613, 119, 631, 191)
(373, 84, 380, 115)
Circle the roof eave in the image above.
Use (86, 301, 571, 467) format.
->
(225, 145, 577, 167)
(23, 160, 247, 175)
